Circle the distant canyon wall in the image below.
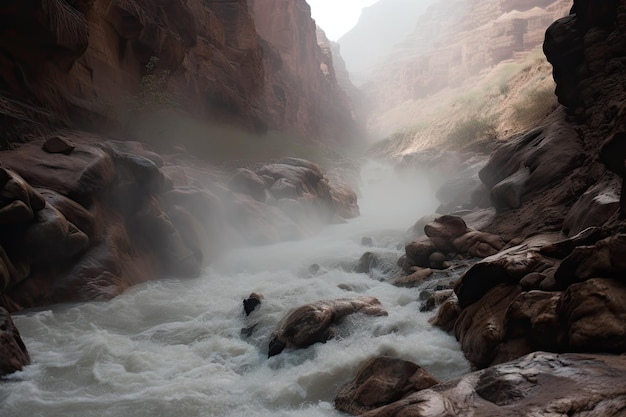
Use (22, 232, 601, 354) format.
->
(0, 0, 357, 145)
(362, 0, 571, 115)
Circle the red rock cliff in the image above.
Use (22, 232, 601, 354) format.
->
(0, 0, 356, 146)
(248, 0, 359, 143)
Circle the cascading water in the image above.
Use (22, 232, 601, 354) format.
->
(0, 160, 470, 417)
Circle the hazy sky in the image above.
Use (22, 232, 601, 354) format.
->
(307, 0, 379, 40)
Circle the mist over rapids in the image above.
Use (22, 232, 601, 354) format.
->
(0, 161, 470, 417)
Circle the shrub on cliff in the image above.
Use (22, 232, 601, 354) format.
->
(445, 117, 497, 148)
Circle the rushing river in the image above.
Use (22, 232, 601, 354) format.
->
(0, 161, 470, 417)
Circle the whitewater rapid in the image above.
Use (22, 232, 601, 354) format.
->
(0, 161, 470, 417)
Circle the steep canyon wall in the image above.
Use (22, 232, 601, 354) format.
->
(0, 0, 357, 145)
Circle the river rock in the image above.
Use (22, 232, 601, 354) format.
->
(0, 168, 45, 225)
(558, 278, 626, 352)
(505, 290, 562, 352)
(334, 356, 440, 415)
(11, 203, 89, 266)
(428, 292, 461, 332)
(454, 284, 524, 368)
(228, 168, 267, 202)
(268, 296, 388, 357)
(359, 352, 626, 417)
(554, 234, 626, 287)
(454, 240, 555, 308)
(0, 307, 30, 376)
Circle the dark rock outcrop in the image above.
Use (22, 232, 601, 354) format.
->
(0, 0, 356, 146)
(0, 307, 30, 376)
(357, 352, 626, 417)
(335, 355, 440, 415)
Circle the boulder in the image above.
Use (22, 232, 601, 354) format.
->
(455, 242, 555, 308)
(42, 136, 75, 155)
(0, 307, 30, 376)
(0, 168, 46, 224)
(562, 181, 620, 235)
(505, 290, 562, 352)
(489, 166, 530, 211)
(335, 356, 440, 415)
(452, 230, 505, 258)
(558, 278, 626, 352)
(11, 203, 89, 265)
(454, 284, 523, 368)
(554, 234, 626, 287)
(424, 215, 469, 249)
(268, 296, 387, 357)
(428, 292, 461, 332)
(359, 352, 626, 417)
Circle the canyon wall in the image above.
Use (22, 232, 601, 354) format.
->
(0, 0, 357, 146)
(249, 0, 359, 143)
(361, 0, 572, 118)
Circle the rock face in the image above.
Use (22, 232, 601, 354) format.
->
(0, 0, 356, 146)
(362, 0, 571, 133)
(357, 352, 626, 417)
(247, 0, 359, 143)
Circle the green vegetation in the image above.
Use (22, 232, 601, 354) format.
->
(445, 116, 497, 147)
(512, 85, 558, 127)
(369, 46, 559, 157)
(135, 56, 175, 111)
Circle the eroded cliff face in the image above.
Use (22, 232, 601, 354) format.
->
(249, 0, 359, 144)
(362, 0, 571, 117)
(0, 0, 356, 146)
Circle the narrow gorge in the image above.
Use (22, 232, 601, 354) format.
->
(1, 1, 626, 416)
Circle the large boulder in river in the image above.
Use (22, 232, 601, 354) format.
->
(268, 296, 387, 357)
(335, 356, 440, 415)
(0, 307, 30, 376)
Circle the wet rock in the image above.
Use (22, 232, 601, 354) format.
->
(0, 307, 30, 376)
(359, 352, 626, 417)
(268, 296, 387, 357)
(454, 284, 523, 368)
(563, 182, 620, 235)
(455, 241, 555, 308)
(334, 356, 440, 415)
(392, 267, 433, 287)
(558, 278, 626, 352)
(452, 230, 505, 258)
(490, 166, 530, 211)
(428, 292, 461, 332)
(555, 234, 626, 287)
(228, 168, 267, 202)
(505, 290, 562, 352)
(0, 168, 45, 225)
(424, 215, 469, 251)
(11, 203, 89, 266)
(540, 226, 607, 259)
(403, 237, 437, 270)
(42, 136, 75, 155)
(243, 292, 263, 316)
(420, 289, 454, 312)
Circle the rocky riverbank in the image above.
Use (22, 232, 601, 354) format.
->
(325, 1, 626, 414)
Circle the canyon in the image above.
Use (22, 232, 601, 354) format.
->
(1, 0, 626, 416)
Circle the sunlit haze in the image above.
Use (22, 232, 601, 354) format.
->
(306, 0, 379, 40)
